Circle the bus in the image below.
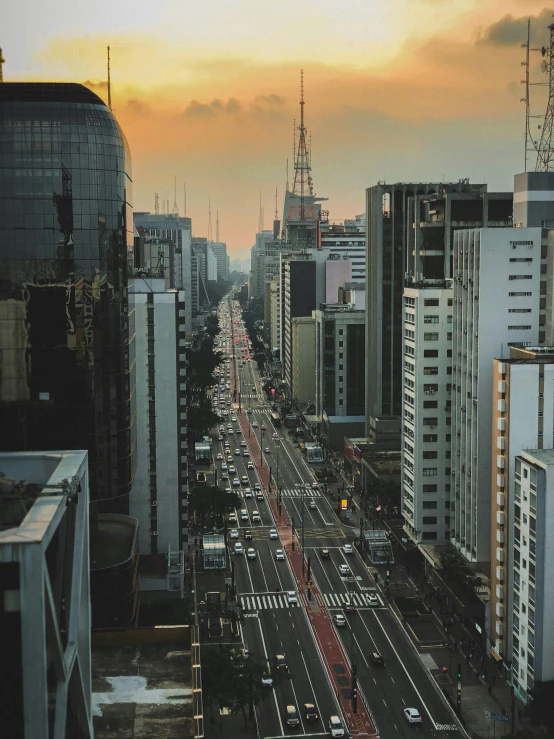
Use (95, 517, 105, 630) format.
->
(270, 411, 281, 427)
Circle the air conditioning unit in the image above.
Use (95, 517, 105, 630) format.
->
(151, 501, 158, 506)
(152, 530, 158, 536)
(430, 425, 436, 429)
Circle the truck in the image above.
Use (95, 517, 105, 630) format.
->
(305, 442, 324, 464)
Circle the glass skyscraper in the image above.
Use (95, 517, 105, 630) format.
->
(0, 83, 136, 513)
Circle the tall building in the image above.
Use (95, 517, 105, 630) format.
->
(401, 284, 453, 545)
(320, 215, 366, 281)
(490, 347, 554, 669)
(510, 449, 554, 703)
(130, 279, 189, 560)
(0, 451, 92, 739)
(291, 316, 316, 404)
(365, 181, 510, 430)
(451, 226, 544, 563)
(209, 240, 228, 280)
(282, 258, 316, 392)
(0, 83, 136, 513)
(133, 212, 193, 332)
(269, 274, 281, 354)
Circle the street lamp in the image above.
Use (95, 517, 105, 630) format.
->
(294, 482, 308, 577)
(275, 437, 282, 516)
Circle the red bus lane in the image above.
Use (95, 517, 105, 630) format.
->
(237, 408, 377, 737)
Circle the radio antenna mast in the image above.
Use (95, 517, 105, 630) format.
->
(107, 46, 112, 111)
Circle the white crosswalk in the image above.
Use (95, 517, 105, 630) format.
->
(277, 488, 322, 498)
(240, 593, 299, 611)
(323, 592, 384, 608)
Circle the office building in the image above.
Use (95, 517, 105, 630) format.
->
(209, 240, 228, 280)
(490, 347, 554, 668)
(401, 284, 453, 545)
(291, 316, 316, 404)
(365, 181, 510, 430)
(0, 451, 93, 739)
(320, 214, 366, 281)
(282, 257, 316, 392)
(451, 227, 544, 563)
(510, 449, 554, 703)
(269, 274, 281, 354)
(0, 83, 136, 513)
(130, 279, 189, 561)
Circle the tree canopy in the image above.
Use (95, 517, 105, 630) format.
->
(188, 485, 242, 528)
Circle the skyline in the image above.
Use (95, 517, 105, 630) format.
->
(3, 0, 552, 255)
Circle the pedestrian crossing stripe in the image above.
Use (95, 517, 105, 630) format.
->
(435, 725, 457, 732)
(277, 488, 322, 498)
(240, 594, 299, 610)
(323, 592, 384, 608)
(299, 526, 345, 540)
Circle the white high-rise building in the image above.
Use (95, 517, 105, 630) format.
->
(451, 227, 544, 563)
(402, 284, 453, 545)
(130, 279, 188, 569)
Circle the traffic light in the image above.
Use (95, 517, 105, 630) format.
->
(457, 664, 462, 681)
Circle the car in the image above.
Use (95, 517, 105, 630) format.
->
(269, 528, 278, 539)
(312, 482, 320, 490)
(229, 528, 239, 539)
(404, 708, 422, 724)
(227, 455, 233, 463)
(234, 542, 244, 554)
(261, 672, 273, 687)
(216, 452, 223, 460)
(221, 473, 229, 481)
(243, 450, 250, 457)
(339, 564, 350, 576)
(264, 447, 270, 453)
(231, 415, 237, 421)
(229, 513, 237, 524)
(240, 509, 249, 521)
(252, 510, 260, 522)
(272, 432, 280, 439)
(328, 715, 345, 737)
(287, 591, 297, 604)
(240, 440, 247, 447)
(241, 476, 248, 485)
(256, 491, 264, 501)
(309, 500, 317, 510)
(368, 651, 385, 666)
(276, 654, 288, 671)
(334, 613, 346, 627)
(233, 478, 241, 487)
(367, 594, 379, 607)
(285, 705, 300, 728)
(221, 463, 228, 471)
(252, 422, 258, 428)
(303, 703, 318, 722)
(343, 544, 353, 555)
(244, 488, 252, 498)
(218, 435, 224, 441)
(235, 449, 240, 456)
(320, 549, 331, 559)
(344, 600, 356, 612)
(227, 429, 233, 435)
(244, 530, 252, 540)
(247, 547, 256, 560)
(228, 465, 236, 474)
(275, 549, 285, 561)
(261, 424, 267, 430)
(254, 482, 261, 491)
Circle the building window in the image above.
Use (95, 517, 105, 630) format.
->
(510, 258, 533, 263)
(509, 292, 532, 297)
(338, 329, 344, 335)
(448, 298, 453, 306)
(422, 501, 438, 509)
(424, 299, 439, 306)
(424, 350, 439, 358)
(423, 451, 438, 459)
(423, 468, 438, 476)
(447, 332, 452, 340)
(422, 516, 437, 524)
(424, 367, 439, 375)
(424, 384, 438, 392)
(447, 315, 453, 323)
(508, 325, 532, 330)
(423, 434, 438, 442)
(339, 375, 344, 382)
(509, 308, 532, 313)
(338, 399, 343, 405)
(423, 417, 438, 426)
(424, 332, 439, 341)
(423, 400, 438, 408)
(447, 349, 452, 357)
(339, 364, 343, 370)
(423, 484, 438, 492)
(339, 353, 343, 359)
(424, 315, 439, 324)
(422, 531, 438, 540)
(509, 275, 533, 280)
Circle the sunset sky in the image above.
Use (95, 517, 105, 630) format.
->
(3, 0, 552, 256)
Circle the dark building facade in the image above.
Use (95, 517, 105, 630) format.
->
(0, 83, 136, 514)
(282, 258, 316, 392)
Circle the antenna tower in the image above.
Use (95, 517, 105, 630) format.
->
(172, 176, 179, 216)
(0, 48, 6, 82)
(107, 46, 112, 111)
(154, 192, 159, 214)
(291, 70, 313, 221)
(216, 211, 220, 242)
(258, 192, 264, 232)
(536, 22, 554, 171)
(208, 197, 213, 242)
(274, 188, 278, 220)
(183, 183, 187, 217)
(286, 158, 289, 192)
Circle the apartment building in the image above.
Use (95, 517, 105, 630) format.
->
(291, 316, 316, 404)
(282, 257, 316, 391)
(511, 449, 554, 703)
(402, 285, 453, 544)
(490, 347, 554, 670)
(451, 227, 544, 563)
(131, 279, 189, 560)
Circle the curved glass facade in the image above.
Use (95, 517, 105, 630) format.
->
(0, 83, 136, 512)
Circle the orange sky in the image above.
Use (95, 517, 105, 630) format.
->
(3, 0, 553, 255)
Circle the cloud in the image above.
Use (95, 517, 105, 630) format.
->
(253, 94, 286, 107)
(83, 79, 108, 91)
(126, 98, 151, 115)
(477, 7, 553, 46)
(183, 97, 242, 118)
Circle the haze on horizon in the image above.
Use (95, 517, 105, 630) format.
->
(3, 0, 551, 256)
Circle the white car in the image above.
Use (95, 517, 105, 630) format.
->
(240, 510, 249, 521)
(269, 529, 278, 539)
(247, 547, 256, 560)
(217, 453, 223, 460)
(287, 591, 297, 604)
(233, 478, 241, 487)
(272, 432, 279, 439)
(404, 708, 422, 724)
(261, 673, 273, 687)
(252, 511, 260, 522)
(339, 564, 350, 576)
(243, 450, 249, 457)
(247, 461, 254, 469)
(367, 594, 379, 607)
(241, 440, 247, 447)
(231, 415, 237, 421)
(235, 449, 241, 456)
(244, 488, 252, 498)
(228, 512, 237, 523)
(221, 473, 229, 481)
(221, 463, 228, 471)
(329, 715, 346, 737)
(264, 447, 270, 453)
(230, 529, 239, 539)
(309, 500, 317, 510)
(275, 549, 285, 561)
(334, 613, 346, 627)
(234, 542, 244, 554)
(228, 465, 236, 474)
(343, 544, 353, 555)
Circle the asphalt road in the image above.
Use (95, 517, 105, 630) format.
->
(213, 297, 461, 739)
